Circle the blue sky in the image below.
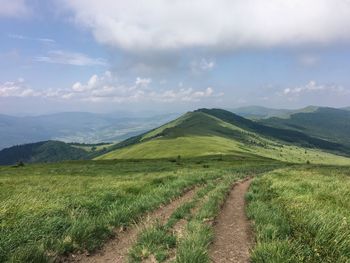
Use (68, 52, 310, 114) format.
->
(1, 0, 350, 115)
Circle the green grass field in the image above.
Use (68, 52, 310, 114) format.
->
(247, 165, 350, 262)
(0, 155, 280, 262)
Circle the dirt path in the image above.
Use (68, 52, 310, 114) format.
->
(209, 178, 253, 263)
(67, 188, 198, 263)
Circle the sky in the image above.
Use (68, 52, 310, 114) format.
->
(1, 0, 350, 115)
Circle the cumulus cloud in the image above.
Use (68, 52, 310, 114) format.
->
(0, 79, 40, 97)
(34, 50, 107, 66)
(59, 0, 350, 52)
(0, 73, 220, 103)
(0, 0, 30, 18)
(282, 80, 349, 97)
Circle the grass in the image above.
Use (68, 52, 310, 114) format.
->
(246, 165, 350, 262)
(0, 155, 280, 262)
(96, 136, 242, 160)
(97, 135, 350, 165)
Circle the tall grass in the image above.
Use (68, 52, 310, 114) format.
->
(247, 166, 350, 263)
(0, 156, 279, 262)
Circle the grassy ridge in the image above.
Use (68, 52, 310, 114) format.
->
(97, 135, 350, 165)
(0, 156, 279, 262)
(97, 110, 350, 164)
(246, 166, 350, 262)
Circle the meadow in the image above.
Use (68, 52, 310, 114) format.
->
(247, 165, 350, 262)
(0, 155, 280, 262)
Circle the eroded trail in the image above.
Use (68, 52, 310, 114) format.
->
(209, 178, 253, 263)
(68, 187, 198, 263)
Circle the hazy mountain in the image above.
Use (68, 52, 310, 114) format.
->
(260, 107, 350, 147)
(0, 112, 179, 150)
(230, 106, 292, 119)
(230, 105, 324, 120)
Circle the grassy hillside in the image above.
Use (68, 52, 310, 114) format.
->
(97, 109, 350, 165)
(261, 107, 350, 147)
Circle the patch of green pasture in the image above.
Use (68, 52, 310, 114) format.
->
(97, 134, 350, 166)
(96, 136, 242, 160)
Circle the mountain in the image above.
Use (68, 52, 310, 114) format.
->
(96, 109, 350, 164)
(0, 141, 89, 165)
(230, 105, 320, 119)
(260, 107, 350, 147)
(230, 106, 292, 119)
(0, 112, 179, 150)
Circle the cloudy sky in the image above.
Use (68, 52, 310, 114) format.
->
(1, 0, 350, 115)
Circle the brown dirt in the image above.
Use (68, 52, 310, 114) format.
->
(65, 187, 198, 263)
(209, 178, 253, 263)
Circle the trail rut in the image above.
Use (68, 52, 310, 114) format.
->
(209, 178, 253, 263)
(66, 187, 198, 263)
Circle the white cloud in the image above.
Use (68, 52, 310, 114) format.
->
(0, 79, 40, 97)
(9, 34, 55, 43)
(0, 0, 30, 18)
(0, 73, 221, 103)
(190, 58, 215, 74)
(34, 50, 107, 66)
(282, 80, 349, 97)
(59, 0, 350, 52)
(135, 77, 152, 88)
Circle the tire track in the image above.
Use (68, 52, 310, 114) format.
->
(209, 178, 253, 263)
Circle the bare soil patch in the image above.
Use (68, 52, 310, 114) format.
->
(209, 178, 253, 263)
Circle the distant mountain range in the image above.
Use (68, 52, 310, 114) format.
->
(0, 112, 179, 150)
(230, 106, 292, 119)
(230, 105, 323, 119)
(259, 107, 350, 147)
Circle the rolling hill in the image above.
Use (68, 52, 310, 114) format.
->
(260, 107, 350, 147)
(97, 109, 350, 165)
(0, 141, 92, 165)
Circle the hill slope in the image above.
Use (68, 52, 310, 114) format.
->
(260, 107, 350, 147)
(97, 109, 350, 165)
(0, 141, 89, 165)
